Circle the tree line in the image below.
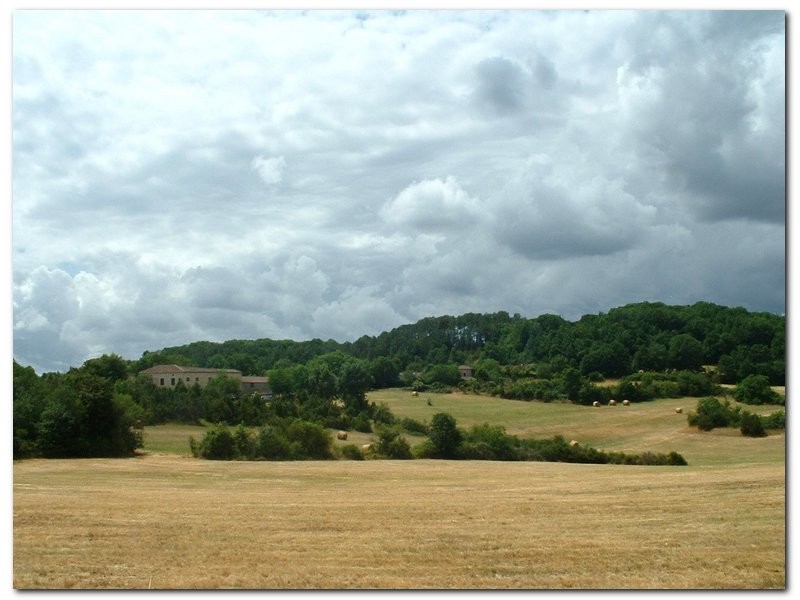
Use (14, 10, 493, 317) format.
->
(13, 301, 784, 460)
(131, 301, 785, 385)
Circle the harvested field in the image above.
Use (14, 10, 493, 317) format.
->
(13, 454, 784, 589)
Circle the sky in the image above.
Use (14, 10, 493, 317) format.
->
(9, 7, 787, 374)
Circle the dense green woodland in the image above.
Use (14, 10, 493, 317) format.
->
(136, 301, 784, 385)
(13, 301, 785, 459)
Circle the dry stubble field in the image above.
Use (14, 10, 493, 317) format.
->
(13, 391, 786, 590)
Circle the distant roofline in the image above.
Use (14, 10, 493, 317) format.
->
(139, 364, 242, 375)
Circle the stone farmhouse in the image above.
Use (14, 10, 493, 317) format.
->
(139, 364, 271, 398)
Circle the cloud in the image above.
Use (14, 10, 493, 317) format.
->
(491, 158, 657, 260)
(251, 155, 286, 186)
(11, 10, 785, 373)
(381, 176, 481, 233)
(473, 56, 528, 115)
(615, 11, 785, 224)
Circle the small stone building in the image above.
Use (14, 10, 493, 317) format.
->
(458, 365, 474, 380)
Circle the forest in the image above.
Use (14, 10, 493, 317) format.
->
(13, 301, 785, 460)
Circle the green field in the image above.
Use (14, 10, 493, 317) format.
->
(15, 389, 785, 589)
(143, 388, 786, 467)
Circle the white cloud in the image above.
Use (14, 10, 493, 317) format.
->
(382, 176, 481, 232)
(251, 155, 286, 186)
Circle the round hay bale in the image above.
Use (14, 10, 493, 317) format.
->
(411, 391, 419, 397)
(569, 440, 579, 447)
(592, 401, 600, 407)
(675, 407, 683, 414)
(337, 431, 348, 440)
(609, 399, 617, 406)
(622, 399, 630, 406)
(361, 443, 373, 452)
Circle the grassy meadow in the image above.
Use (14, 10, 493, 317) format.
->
(13, 389, 785, 589)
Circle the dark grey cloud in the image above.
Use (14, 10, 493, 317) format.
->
(474, 56, 528, 114)
(11, 9, 785, 373)
(617, 10, 785, 224)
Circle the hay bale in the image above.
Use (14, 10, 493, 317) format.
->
(361, 443, 373, 452)
(622, 399, 630, 406)
(675, 407, 683, 414)
(411, 391, 419, 397)
(609, 399, 617, 406)
(569, 440, 579, 447)
(337, 431, 348, 440)
(592, 401, 600, 407)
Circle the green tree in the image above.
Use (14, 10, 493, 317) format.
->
(473, 358, 502, 383)
(733, 374, 782, 405)
(422, 364, 462, 387)
(13, 362, 47, 458)
(338, 359, 372, 411)
(632, 341, 668, 372)
(308, 363, 338, 400)
(369, 356, 401, 388)
(265, 367, 295, 397)
(428, 412, 462, 458)
(668, 334, 704, 371)
(37, 393, 83, 457)
(81, 353, 130, 383)
(560, 367, 582, 402)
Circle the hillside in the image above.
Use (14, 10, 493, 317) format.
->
(133, 301, 785, 385)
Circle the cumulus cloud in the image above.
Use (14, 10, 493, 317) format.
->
(11, 9, 785, 373)
(381, 176, 481, 233)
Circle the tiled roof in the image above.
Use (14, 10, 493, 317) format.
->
(139, 364, 241, 376)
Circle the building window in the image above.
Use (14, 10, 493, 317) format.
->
(171, 378, 175, 385)
(160, 378, 164, 386)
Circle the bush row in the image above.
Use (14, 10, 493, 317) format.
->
(687, 397, 785, 437)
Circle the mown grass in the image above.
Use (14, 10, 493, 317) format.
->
(14, 388, 785, 589)
(367, 389, 785, 467)
(13, 456, 784, 589)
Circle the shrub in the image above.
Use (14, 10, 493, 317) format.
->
(352, 414, 372, 433)
(399, 417, 429, 435)
(461, 423, 517, 461)
(256, 425, 293, 460)
(740, 412, 767, 437)
(371, 402, 396, 425)
(687, 397, 740, 431)
(234, 424, 256, 459)
(412, 438, 437, 459)
(375, 425, 412, 459)
(199, 423, 237, 460)
(339, 444, 365, 460)
(762, 410, 786, 430)
(733, 375, 783, 405)
(286, 420, 333, 459)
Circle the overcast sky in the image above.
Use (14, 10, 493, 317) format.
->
(11, 8, 786, 373)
